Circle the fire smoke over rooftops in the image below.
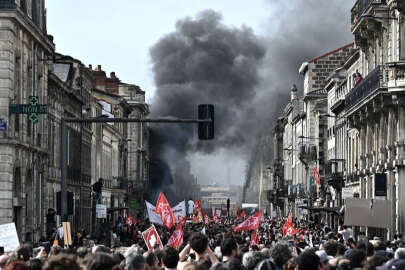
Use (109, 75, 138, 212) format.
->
(149, 1, 353, 203)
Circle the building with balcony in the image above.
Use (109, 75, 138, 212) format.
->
(335, 0, 405, 239)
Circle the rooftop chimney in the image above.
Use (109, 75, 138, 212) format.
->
(89, 64, 92, 70)
(97, 65, 102, 71)
(110, 72, 116, 78)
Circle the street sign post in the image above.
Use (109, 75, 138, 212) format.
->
(9, 96, 47, 123)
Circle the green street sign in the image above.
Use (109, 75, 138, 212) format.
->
(9, 96, 47, 124)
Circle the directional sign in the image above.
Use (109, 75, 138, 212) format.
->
(9, 96, 47, 124)
(0, 118, 6, 131)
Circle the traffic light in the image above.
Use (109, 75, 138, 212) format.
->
(56, 191, 74, 215)
(198, 104, 214, 140)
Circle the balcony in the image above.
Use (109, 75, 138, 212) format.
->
(345, 65, 388, 112)
(325, 159, 345, 189)
(112, 177, 128, 190)
(351, 0, 386, 31)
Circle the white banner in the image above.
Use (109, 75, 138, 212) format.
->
(96, 204, 107, 219)
(0, 223, 20, 252)
(145, 201, 163, 225)
(172, 201, 186, 223)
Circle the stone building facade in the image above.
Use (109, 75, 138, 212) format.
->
(0, 1, 150, 240)
(0, 0, 54, 242)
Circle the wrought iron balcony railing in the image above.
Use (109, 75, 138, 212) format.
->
(351, 0, 386, 30)
(345, 65, 388, 111)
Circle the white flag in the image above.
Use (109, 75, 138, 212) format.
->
(145, 201, 163, 225)
(172, 201, 186, 223)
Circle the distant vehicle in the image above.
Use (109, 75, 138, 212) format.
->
(241, 203, 258, 214)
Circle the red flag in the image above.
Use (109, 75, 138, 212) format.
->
(194, 200, 201, 212)
(234, 211, 262, 231)
(167, 223, 184, 248)
(126, 215, 137, 226)
(241, 210, 247, 218)
(178, 216, 187, 226)
(250, 231, 259, 247)
(282, 214, 298, 236)
(204, 213, 210, 225)
(213, 214, 219, 224)
(313, 167, 321, 186)
(155, 192, 176, 229)
(142, 225, 163, 251)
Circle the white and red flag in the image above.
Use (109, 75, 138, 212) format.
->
(126, 215, 137, 226)
(167, 223, 184, 248)
(234, 211, 262, 231)
(213, 214, 219, 224)
(250, 231, 259, 247)
(142, 225, 163, 251)
(282, 214, 298, 236)
(155, 192, 176, 229)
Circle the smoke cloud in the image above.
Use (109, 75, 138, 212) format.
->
(149, 1, 354, 203)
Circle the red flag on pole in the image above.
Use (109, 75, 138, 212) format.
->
(167, 223, 184, 248)
(313, 167, 321, 186)
(155, 192, 176, 229)
(126, 215, 137, 226)
(234, 211, 262, 231)
(204, 213, 210, 225)
(213, 213, 219, 224)
(250, 231, 259, 247)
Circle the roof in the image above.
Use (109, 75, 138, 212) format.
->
(53, 63, 73, 83)
(308, 43, 355, 63)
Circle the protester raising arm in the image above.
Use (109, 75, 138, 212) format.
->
(179, 243, 192, 262)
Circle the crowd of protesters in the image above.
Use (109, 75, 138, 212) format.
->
(1, 214, 405, 270)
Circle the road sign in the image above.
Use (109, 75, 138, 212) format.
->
(9, 96, 47, 124)
(0, 118, 6, 131)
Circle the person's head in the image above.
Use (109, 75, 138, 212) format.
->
(244, 252, 263, 270)
(395, 248, 405, 260)
(256, 259, 276, 270)
(144, 251, 158, 269)
(26, 258, 43, 270)
(43, 254, 81, 270)
(347, 248, 366, 269)
(161, 247, 179, 269)
(284, 258, 297, 270)
(269, 243, 292, 268)
(315, 250, 331, 270)
(0, 255, 9, 269)
(323, 240, 338, 257)
(85, 252, 119, 270)
(190, 233, 209, 255)
(16, 244, 32, 262)
(221, 238, 238, 258)
(357, 241, 374, 257)
(296, 250, 321, 270)
(92, 245, 111, 254)
(126, 253, 146, 270)
(226, 258, 244, 270)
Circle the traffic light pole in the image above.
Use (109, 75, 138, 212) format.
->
(60, 116, 212, 222)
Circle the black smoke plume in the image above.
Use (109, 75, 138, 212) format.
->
(242, 0, 354, 201)
(149, 10, 266, 202)
(149, 1, 354, 204)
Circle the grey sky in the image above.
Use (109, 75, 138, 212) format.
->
(47, 0, 271, 102)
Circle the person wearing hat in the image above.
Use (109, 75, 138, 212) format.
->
(315, 250, 332, 270)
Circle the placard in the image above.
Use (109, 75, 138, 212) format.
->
(62, 222, 72, 247)
(0, 223, 20, 252)
(142, 225, 163, 250)
(96, 204, 107, 218)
